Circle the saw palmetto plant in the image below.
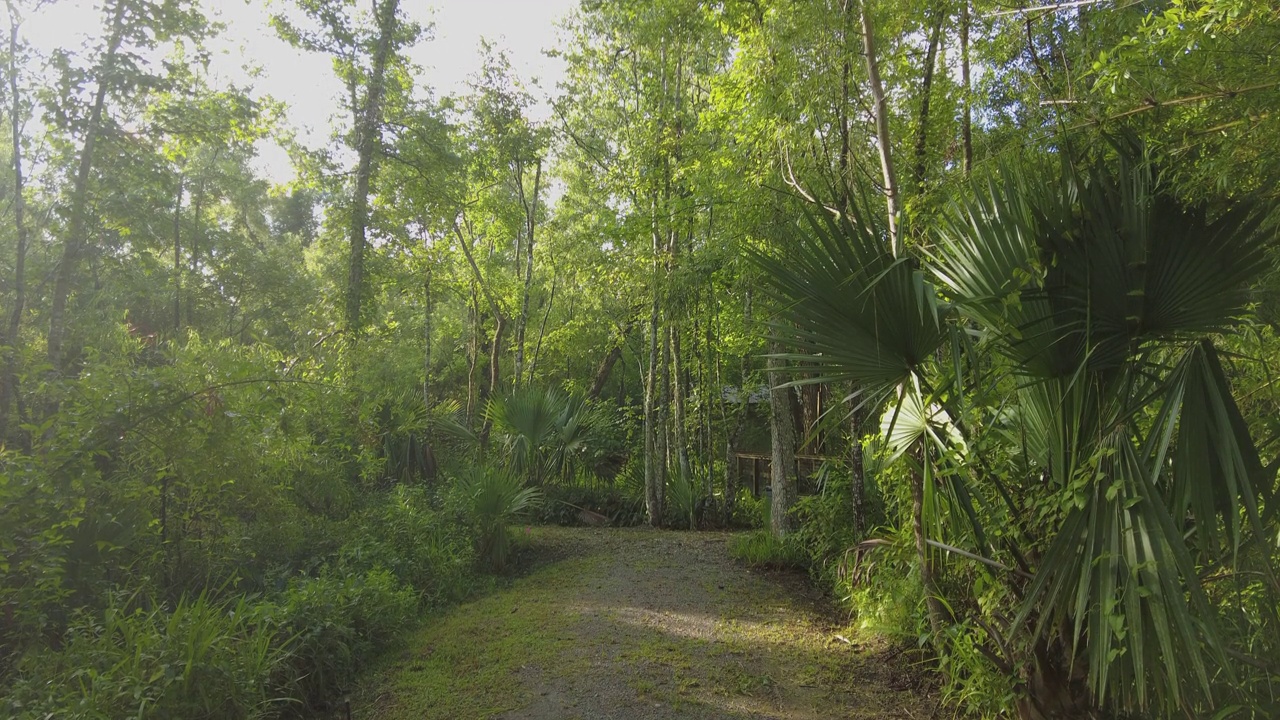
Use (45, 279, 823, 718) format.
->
(757, 151, 1279, 718)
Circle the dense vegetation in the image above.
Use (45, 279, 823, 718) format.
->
(1, 0, 1278, 718)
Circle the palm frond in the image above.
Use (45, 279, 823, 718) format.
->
(753, 205, 945, 405)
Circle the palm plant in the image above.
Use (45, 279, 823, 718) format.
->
(759, 152, 1277, 718)
(454, 465, 543, 571)
(485, 386, 600, 485)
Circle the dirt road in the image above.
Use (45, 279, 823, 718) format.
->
(357, 526, 934, 719)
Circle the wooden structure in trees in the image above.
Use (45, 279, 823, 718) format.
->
(733, 452, 830, 497)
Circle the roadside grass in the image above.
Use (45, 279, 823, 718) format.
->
(353, 531, 601, 719)
(727, 530, 809, 571)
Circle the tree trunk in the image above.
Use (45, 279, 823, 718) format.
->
(960, 0, 973, 177)
(670, 325, 692, 488)
(488, 314, 505, 400)
(466, 284, 480, 423)
(0, 10, 29, 444)
(528, 276, 556, 382)
(588, 342, 622, 401)
(839, 0, 854, 213)
(513, 159, 542, 388)
(912, 8, 944, 193)
(657, 323, 671, 516)
(47, 0, 128, 373)
(860, 0, 901, 254)
(644, 216, 664, 526)
(423, 263, 432, 409)
(345, 0, 401, 336)
(724, 413, 743, 525)
(768, 340, 798, 537)
(172, 175, 184, 332)
(849, 401, 867, 535)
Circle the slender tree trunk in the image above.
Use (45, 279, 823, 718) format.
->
(670, 325, 692, 487)
(768, 340, 798, 537)
(849, 401, 867, 535)
(913, 9, 944, 193)
(529, 275, 555, 383)
(644, 222, 664, 526)
(860, 0, 901, 253)
(839, 0, 854, 213)
(172, 175, 184, 332)
(186, 149, 216, 328)
(455, 216, 507, 406)
(423, 263, 432, 409)
(48, 0, 128, 373)
(657, 323, 671, 515)
(1, 9, 29, 443)
(588, 342, 622, 401)
(513, 159, 542, 388)
(488, 315, 504, 400)
(961, 0, 973, 177)
(466, 284, 480, 423)
(345, 0, 401, 336)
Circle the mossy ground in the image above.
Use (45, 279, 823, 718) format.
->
(355, 526, 933, 719)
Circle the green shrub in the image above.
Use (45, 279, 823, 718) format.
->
(728, 531, 809, 570)
(277, 568, 417, 711)
(451, 465, 543, 571)
(340, 486, 478, 607)
(537, 484, 645, 527)
(730, 493, 767, 529)
(666, 471, 697, 529)
(3, 593, 286, 720)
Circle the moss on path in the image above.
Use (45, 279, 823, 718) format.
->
(356, 527, 933, 720)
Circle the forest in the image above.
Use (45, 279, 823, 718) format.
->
(1, 0, 1279, 718)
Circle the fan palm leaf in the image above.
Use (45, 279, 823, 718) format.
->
(753, 203, 946, 407)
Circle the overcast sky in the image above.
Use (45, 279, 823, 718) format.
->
(23, 0, 579, 182)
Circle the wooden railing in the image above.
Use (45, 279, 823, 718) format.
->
(733, 452, 832, 497)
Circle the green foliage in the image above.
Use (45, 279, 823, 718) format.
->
(787, 469, 879, 583)
(277, 569, 417, 711)
(730, 493, 767, 530)
(727, 531, 808, 571)
(665, 469, 697, 530)
(485, 387, 609, 486)
(763, 149, 1280, 717)
(537, 484, 646, 527)
(339, 486, 479, 608)
(3, 593, 286, 720)
(453, 465, 544, 571)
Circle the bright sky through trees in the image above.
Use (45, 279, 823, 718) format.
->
(23, 0, 575, 182)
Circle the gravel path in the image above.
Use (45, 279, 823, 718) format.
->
(358, 526, 935, 720)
